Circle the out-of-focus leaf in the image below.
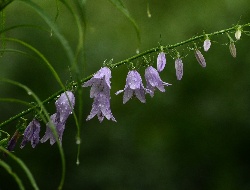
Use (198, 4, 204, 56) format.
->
(0, 0, 14, 11)
(108, 0, 141, 47)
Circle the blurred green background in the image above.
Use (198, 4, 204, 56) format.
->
(1, 0, 250, 189)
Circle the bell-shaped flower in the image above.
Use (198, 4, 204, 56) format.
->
(87, 92, 116, 122)
(40, 91, 75, 145)
(20, 119, 41, 149)
(195, 50, 206, 67)
(175, 58, 183, 80)
(40, 113, 65, 145)
(116, 70, 150, 104)
(203, 39, 211, 52)
(145, 66, 171, 97)
(229, 42, 236, 58)
(55, 91, 75, 123)
(82, 67, 111, 98)
(157, 52, 166, 72)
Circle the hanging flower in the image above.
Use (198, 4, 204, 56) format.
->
(229, 42, 236, 58)
(55, 91, 75, 123)
(145, 66, 171, 97)
(195, 50, 206, 67)
(115, 70, 150, 104)
(157, 52, 166, 72)
(82, 67, 111, 98)
(83, 67, 116, 122)
(175, 58, 183, 80)
(41, 91, 75, 145)
(86, 92, 116, 122)
(40, 114, 65, 145)
(203, 39, 211, 52)
(20, 119, 41, 149)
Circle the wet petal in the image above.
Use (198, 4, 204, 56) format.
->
(55, 91, 75, 123)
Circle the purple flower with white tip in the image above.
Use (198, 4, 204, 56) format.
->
(82, 67, 111, 98)
(157, 52, 166, 72)
(20, 119, 41, 148)
(203, 39, 211, 52)
(175, 58, 183, 80)
(116, 70, 150, 104)
(55, 91, 75, 123)
(145, 66, 171, 97)
(40, 113, 65, 145)
(87, 92, 116, 122)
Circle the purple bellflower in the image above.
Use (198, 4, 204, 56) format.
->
(40, 114, 65, 145)
(116, 70, 150, 104)
(86, 92, 116, 122)
(145, 66, 171, 97)
(195, 50, 206, 67)
(41, 91, 75, 145)
(55, 91, 75, 123)
(82, 67, 111, 98)
(83, 67, 116, 122)
(175, 58, 183, 80)
(20, 119, 41, 148)
(157, 52, 166, 72)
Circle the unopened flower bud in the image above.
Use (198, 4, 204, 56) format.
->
(175, 58, 183, 80)
(203, 39, 211, 52)
(195, 50, 206, 67)
(157, 52, 166, 72)
(229, 42, 236, 58)
(235, 28, 242, 40)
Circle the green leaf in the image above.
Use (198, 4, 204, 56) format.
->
(0, 159, 25, 190)
(108, 0, 141, 47)
(0, 146, 38, 190)
(0, 0, 14, 11)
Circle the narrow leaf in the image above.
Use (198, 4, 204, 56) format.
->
(0, 0, 14, 11)
(108, 0, 141, 47)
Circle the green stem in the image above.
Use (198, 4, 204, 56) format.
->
(0, 159, 25, 190)
(0, 23, 250, 128)
(0, 146, 39, 190)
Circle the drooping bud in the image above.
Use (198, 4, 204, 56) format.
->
(235, 27, 242, 40)
(229, 42, 236, 58)
(20, 119, 41, 149)
(203, 39, 211, 52)
(157, 52, 166, 72)
(195, 50, 206, 67)
(175, 58, 183, 80)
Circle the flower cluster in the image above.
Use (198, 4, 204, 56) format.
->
(6, 26, 242, 151)
(83, 57, 171, 122)
(18, 91, 75, 148)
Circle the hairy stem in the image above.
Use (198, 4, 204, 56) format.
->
(0, 23, 250, 128)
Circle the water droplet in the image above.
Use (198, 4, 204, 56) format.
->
(27, 91, 32, 95)
(76, 159, 80, 165)
(76, 138, 81, 144)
